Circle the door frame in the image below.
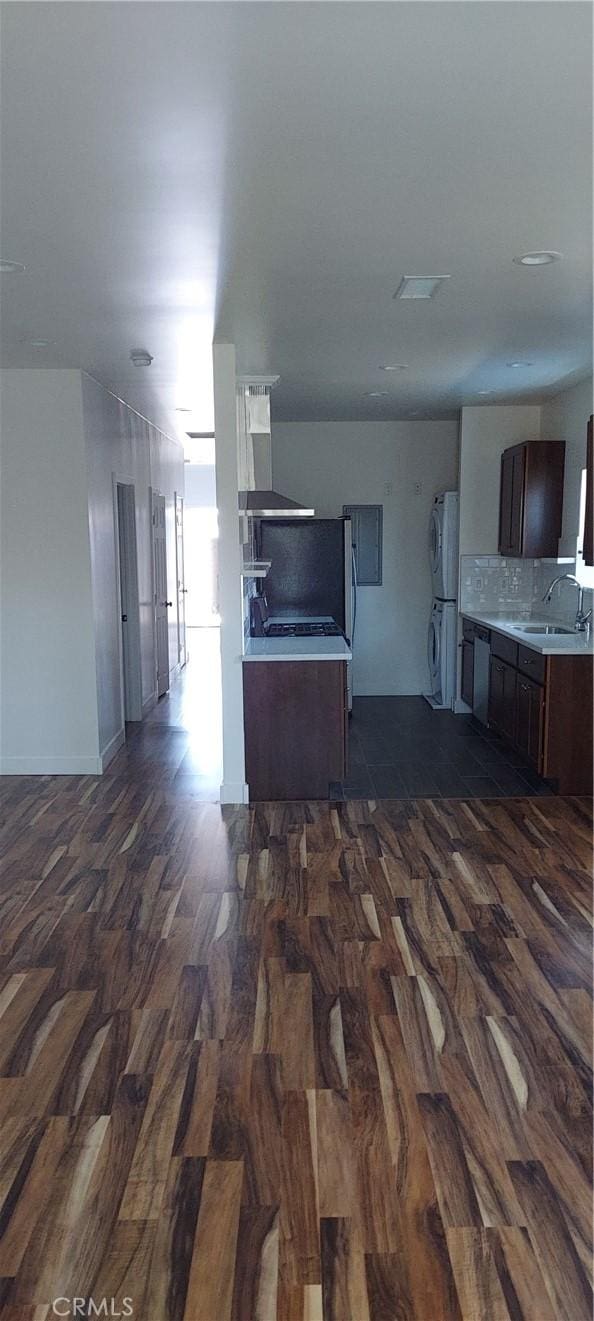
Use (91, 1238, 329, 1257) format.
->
(175, 491, 187, 669)
(112, 475, 143, 724)
(150, 486, 170, 698)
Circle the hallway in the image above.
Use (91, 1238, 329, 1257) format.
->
(119, 626, 223, 802)
(0, 728, 591, 1319)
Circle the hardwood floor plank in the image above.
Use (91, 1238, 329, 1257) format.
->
(417, 1093, 483, 1229)
(183, 1159, 243, 1321)
(280, 1090, 320, 1287)
(119, 1040, 195, 1220)
(446, 1228, 512, 1321)
(144, 1155, 205, 1321)
(243, 1054, 282, 1208)
(320, 1218, 370, 1321)
(231, 1206, 279, 1321)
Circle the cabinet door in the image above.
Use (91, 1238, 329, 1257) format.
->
(508, 446, 526, 555)
(499, 445, 527, 555)
(498, 448, 515, 554)
(461, 640, 474, 707)
(489, 657, 517, 742)
(488, 656, 504, 730)
(516, 676, 544, 769)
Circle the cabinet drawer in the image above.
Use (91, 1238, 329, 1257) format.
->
(517, 645, 546, 685)
(491, 631, 518, 667)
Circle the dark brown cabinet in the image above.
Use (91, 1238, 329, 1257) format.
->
(461, 639, 474, 708)
(584, 415, 593, 567)
(516, 674, 545, 768)
(488, 656, 517, 741)
(243, 659, 347, 800)
(498, 440, 565, 558)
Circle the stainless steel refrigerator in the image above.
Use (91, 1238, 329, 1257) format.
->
(256, 517, 356, 709)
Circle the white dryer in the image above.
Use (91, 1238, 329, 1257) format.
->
(424, 600, 457, 710)
(429, 491, 459, 601)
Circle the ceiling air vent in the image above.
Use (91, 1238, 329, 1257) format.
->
(394, 275, 451, 300)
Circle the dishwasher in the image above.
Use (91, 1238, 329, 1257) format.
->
(472, 625, 491, 726)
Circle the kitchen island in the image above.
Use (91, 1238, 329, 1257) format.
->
(242, 634, 352, 800)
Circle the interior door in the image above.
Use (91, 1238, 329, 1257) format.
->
(116, 483, 142, 721)
(175, 493, 187, 668)
(152, 491, 170, 698)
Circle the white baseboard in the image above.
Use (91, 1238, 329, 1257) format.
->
(454, 696, 473, 714)
(100, 727, 126, 772)
(0, 754, 103, 776)
(220, 780, 250, 805)
(142, 691, 157, 717)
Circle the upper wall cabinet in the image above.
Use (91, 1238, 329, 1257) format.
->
(498, 440, 565, 558)
(583, 415, 593, 567)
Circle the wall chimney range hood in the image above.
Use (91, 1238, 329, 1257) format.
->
(239, 489, 315, 517)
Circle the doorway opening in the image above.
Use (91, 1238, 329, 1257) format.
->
(149, 437, 222, 793)
(115, 481, 142, 722)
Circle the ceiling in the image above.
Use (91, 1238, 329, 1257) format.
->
(1, 2, 592, 440)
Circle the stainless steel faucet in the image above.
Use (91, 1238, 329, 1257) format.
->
(542, 573, 593, 634)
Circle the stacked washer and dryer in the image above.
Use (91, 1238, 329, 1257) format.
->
(424, 491, 459, 710)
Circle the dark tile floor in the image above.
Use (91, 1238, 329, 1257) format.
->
(332, 696, 555, 800)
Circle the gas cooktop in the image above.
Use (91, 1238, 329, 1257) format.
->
(265, 621, 343, 638)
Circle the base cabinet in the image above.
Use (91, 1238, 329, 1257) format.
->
(243, 660, 347, 801)
(487, 640, 592, 793)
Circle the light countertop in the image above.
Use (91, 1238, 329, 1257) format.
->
(243, 635, 352, 662)
(461, 610, 594, 656)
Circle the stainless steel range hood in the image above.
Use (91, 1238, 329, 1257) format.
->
(239, 489, 315, 517)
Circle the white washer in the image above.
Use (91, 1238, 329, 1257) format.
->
(429, 491, 459, 601)
(424, 600, 457, 709)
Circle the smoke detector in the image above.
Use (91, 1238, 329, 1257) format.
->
(130, 349, 153, 366)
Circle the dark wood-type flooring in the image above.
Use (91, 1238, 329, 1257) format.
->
(0, 720, 592, 1318)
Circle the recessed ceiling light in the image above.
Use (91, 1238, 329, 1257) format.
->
(379, 363, 408, 371)
(0, 259, 26, 273)
(365, 390, 388, 397)
(507, 361, 533, 368)
(478, 389, 492, 395)
(130, 349, 153, 367)
(176, 407, 192, 413)
(394, 275, 451, 300)
(30, 339, 49, 347)
(513, 251, 562, 266)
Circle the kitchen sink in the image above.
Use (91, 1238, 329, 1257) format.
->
(517, 625, 573, 635)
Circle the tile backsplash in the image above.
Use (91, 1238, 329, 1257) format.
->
(460, 556, 535, 614)
(460, 555, 593, 625)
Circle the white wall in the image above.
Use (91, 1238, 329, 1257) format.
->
(213, 344, 247, 802)
(272, 420, 459, 695)
(82, 373, 184, 761)
(458, 405, 542, 558)
(0, 370, 100, 772)
(184, 463, 217, 507)
(540, 375, 593, 556)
